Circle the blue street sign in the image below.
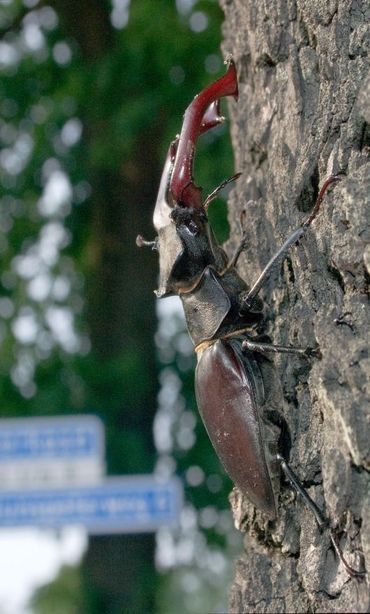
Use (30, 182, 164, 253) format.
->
(0, 477, 183, 534)
(0, 416, 104, 462)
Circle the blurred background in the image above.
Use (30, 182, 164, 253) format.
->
(0, 0, 242, 612)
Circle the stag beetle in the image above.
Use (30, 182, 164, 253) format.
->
(137, 57, 365, 578)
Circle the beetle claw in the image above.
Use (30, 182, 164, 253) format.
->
(329, 529, 367, 579)
(304, 345, 322, 359)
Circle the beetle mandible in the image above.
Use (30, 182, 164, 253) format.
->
(137, 57, 365, 578)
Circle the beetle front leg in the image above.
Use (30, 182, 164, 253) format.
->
(225, 231, 249, 271)
(241, 175, 341, 308)
(242, 339, 321, 359)
(224, 203, 258, 272)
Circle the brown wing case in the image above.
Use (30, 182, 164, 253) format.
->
(195, 339, 277, 518)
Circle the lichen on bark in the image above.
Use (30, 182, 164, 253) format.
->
(220, 1, 370, 611)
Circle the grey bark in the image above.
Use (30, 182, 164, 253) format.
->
(220, 1, 370, 612)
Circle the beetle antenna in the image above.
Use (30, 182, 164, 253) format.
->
(136, 235, 158, 250)
(204, 172, 242, 210)
(277, 454, 366, 578)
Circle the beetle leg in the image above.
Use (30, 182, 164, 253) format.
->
(241, 227, 306, 307)
(225, 232, 249, 271)
(277, 454, 327, 527)
(277, 454, 366, 578)
(329, 529, 366, 579)
(223, 202, 258, 271)
(242, 175, 342, 307)
(301, 174, 342, 228)
(242, 339, 321, 359)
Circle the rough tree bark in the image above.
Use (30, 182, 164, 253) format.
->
(220, 1, 370, 612)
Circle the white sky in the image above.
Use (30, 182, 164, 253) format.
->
(0, 526, 87, 613)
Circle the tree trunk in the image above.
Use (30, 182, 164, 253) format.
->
(220, 1, 370, 611)
(48, 2, 159, 611)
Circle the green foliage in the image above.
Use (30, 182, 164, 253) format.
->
(31, 565, 87, 614)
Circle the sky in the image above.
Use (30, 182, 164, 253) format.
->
(0, 526, 87, 613)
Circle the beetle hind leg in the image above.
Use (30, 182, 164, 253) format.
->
(242, 338, 321, 359)
(277, 454, 366, 578)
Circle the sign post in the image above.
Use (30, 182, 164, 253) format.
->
(0, 416, 105, 488)
(0, 476, 182, 533)
(0, 416, 183, 533)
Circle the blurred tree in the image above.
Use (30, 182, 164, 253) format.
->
(1, 0, 236, 612)
(30, 565, 88, 614)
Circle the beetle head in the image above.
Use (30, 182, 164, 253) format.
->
(152, 58, 239, 297)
